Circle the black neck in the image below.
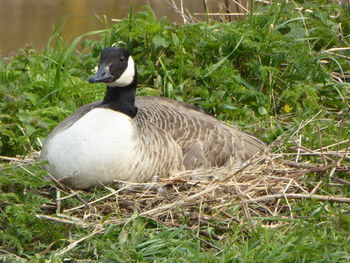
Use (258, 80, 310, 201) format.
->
(100, 77, 138, 118)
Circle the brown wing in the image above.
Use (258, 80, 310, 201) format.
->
(131, 117, 184, 181)
(135, 96, 266, 169)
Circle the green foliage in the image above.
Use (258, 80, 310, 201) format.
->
(0, 0, 349, 261)
(86, 2, 348, 123)
(1, 1, 349, 155)
(0, 163, 68, 255)
(85, 219, 209, 262)
(6, 214, 346, 262)
(0, 31, 104, 156)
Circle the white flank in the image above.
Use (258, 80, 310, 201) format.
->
(44, 108, 138, 188)
(108, 56, 135, 87)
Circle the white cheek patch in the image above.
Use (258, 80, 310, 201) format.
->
(108, 56, 135, 87)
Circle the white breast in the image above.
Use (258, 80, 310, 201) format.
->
(44, 108, 139, 188)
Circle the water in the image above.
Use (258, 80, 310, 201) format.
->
(0, 0, 220, 56)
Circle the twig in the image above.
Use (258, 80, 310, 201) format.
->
(275, 163, 336, 177)
(232, 175, 254, 225)
(162, 0, 196, 23)
(282, 161, 350, 184)
(64, 182, 134, 212)
(193, 12, 252, 16)
(220, 210, 241, 224)
(281, 179, 294, 218)
(197, 197, 204, 237)
(19, 165, 39, 178)
(140, 184, 219, 217)
(314, 139, 350, 152)
(231, 0, 249, 12)
(244, 193, 350, 204)
(322, 47, 350, 52)
(296, 135, 302, 162)
(291, 110, 323, 137)
(56, 190, 61, 214)
(36, 214, 90, 228)
(309, 181, 322, 195)
(57, 227, 104, 255)
(56, 192, 80, 201)
(326, 175, 350, 186)
(45, 172, 71, 192)
(0, 155, 31, 163)
(288, 146, 350, 160)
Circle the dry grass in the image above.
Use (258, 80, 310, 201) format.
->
(3, 144, 349, 224)
(162, 0, 350, 24)
(1, 136, 349, 254)
(7, 141, 340, 253)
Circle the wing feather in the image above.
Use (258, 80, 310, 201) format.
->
(136, 96, 266, 169)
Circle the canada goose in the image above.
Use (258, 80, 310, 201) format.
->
(40, 47, 266, 189)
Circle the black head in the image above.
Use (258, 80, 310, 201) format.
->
(89, 47, 136, 87)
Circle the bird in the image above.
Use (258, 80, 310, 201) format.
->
(40, 47, 266, 189)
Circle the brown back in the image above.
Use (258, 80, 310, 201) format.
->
(136, 96, 266, 169)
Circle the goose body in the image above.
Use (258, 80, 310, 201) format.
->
(41, 47, 266, 189)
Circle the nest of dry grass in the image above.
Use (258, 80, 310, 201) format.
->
(36, 145, 349, 231)
(2, 142, 349, 254)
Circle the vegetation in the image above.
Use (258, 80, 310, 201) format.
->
(0, 0, 349, 262)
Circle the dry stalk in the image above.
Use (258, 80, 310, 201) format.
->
(0, 155, 31, 163)
(139, 184, 220, 217)
(36, 214, 90, 228)
(161, 0, 197, 23)
(244, 193, 350, 203)
(57, 227, 104, 256)
(28, 141, 349, 240)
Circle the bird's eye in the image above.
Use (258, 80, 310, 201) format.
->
(120, 56, 125, 63)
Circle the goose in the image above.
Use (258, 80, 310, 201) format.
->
(40, 47, 266, 189)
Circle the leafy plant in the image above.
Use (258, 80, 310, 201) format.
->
(0, 0, 349, 261)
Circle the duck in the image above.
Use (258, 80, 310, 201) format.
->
(40, 47, 267, 189)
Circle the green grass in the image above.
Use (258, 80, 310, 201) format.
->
(0, 1, 350, 262)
